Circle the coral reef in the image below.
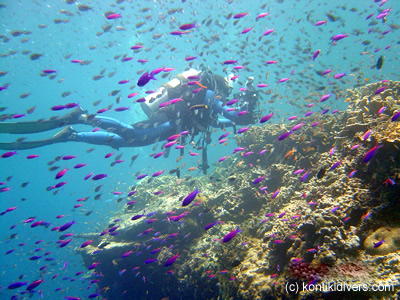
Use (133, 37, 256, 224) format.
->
(77, 81, 400, 299)
(364, 227, 400, 255)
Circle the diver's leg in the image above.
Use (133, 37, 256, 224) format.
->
(130, 121, 177, 146)
(0, 126, 76, 150)
(73, 122, 176, 148)
(0, 107, 87, 134)
(91, 116, 134, 138)
(0, 121, 177, 150)
(0, 126, 127, 150)
(92, 113, 177, 145)
(74, 131, 126, 149)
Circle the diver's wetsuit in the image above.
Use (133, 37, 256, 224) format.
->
(0, 70, 257, 150)
(73, 89, 249, 149)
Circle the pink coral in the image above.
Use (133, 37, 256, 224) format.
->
(333, 262, 370, 279)
(289, 261, 331, 281)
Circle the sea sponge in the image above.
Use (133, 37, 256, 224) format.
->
(364, 227, 400, 255)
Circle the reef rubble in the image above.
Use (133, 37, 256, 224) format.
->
(77, 81, 400, 299)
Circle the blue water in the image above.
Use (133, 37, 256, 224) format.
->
(0, 0, 399, 299)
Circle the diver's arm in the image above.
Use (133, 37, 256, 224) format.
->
(202, 89, 239, 123)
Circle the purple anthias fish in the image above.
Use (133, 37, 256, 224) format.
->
(204, 222, 218, 231)
(223, 59, 238, 65)
(152, 170, 164, 177)
(88, 293, 101, 298)
(334, 72, 346, 79)
(226, 99, 238, 106)
(121, 250, 133, 258)
(1, 151, 17, 158)
(26, 279, 44, 291)
(7, 282, 27, 289)
(291, 123, 304, 131)
(312, 49, 321, 61)
(277, 131, 291, 141)
(349, 170, 357, 178)
(74, 163, 86, 169)
(221, 227, 241, 243)
(154, 152, 164, 158)
(115, 107, 129, 112)
(59, 239, 72, 247)
(88, 262, 99, 270)
(218, 131, 231, 140)
(169, 212, 188, 222)
(145, 258, 157, 264)
(373, 239, 385, 248)
(131, 210, 146, 221)
(301, 172, 311, 182)
(321, 109, 330, 115)
(127, 191, 137, 197)
(331, 34, 348, 41)
(363, 144, 380, 163)
(363, 129, 371, 141)
(109, 226, 119, 232)
(331, 206, 340, 212)
(164, 253, 179, 267)
(80, 240, 93, 248)
(62, 155, 76, 160)
(375, 86, 386, 95)
(320, 94, 330, 102)
(271, 188, 280, 199)
(260, 112, 273, 123)
(329, 161, 341, 171)
(237, 127, 250, 134)
(322, 69, 332, 75)
(58, 220, 76, 232)
(55, 168, 68, 179)
(293, 169, 304, 175)
(263, 29, 274, 36)
(243, 151, 253, 157)
(218, 156, 227, 162)
(252, 176, 265, 184)
(137, 72, 156, 87)
(378, 107, 386, 115)
(182, 187, 199, 207)
(51, 105, 65, 111)
(150, 248, 161, 254)
(392, 111, 400, 122)
(233, 147, 245, 154)
(92, 174, 107, 180)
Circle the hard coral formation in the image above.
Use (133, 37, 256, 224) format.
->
(77, 81, 400, 299)
(364, 227, 400, 255)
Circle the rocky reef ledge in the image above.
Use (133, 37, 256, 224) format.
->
(77, 81, 400, 299)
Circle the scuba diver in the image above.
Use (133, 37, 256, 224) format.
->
(0, 68, 260, 172)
